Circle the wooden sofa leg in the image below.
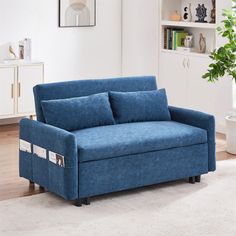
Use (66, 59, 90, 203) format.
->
(195, 175, 201, 183)
(189, 177, 195, 184)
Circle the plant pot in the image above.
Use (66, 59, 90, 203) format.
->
(225, 116, 236, 155)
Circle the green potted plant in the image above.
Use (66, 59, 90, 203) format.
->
(203, 1, 236, 154)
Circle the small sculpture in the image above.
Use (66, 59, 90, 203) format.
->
(196, 4, 207, 23)
(9, 46, 17, 59)
(210, 0, 216, 23)
(199, 33, 206, 53)
(184, 35, 193, 48)
(170, 11, 181, 21)
(183, 3, 192, 22)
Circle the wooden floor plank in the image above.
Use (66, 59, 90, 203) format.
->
(0, 124, 235, 201)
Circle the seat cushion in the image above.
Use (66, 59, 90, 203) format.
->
(72, 121, 207, 163)
(109, 89, 171, 124)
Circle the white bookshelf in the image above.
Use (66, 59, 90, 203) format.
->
(158, 0, 233, 132)
(160, 0, 218, 55)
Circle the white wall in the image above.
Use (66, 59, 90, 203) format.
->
(122, 0, 158, 78)
(0, 0, 122, 82)
(1, 0, 233, 132)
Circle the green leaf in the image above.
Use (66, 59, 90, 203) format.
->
(203, 5, 236, 84)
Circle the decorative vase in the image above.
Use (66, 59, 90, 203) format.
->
(210, 0, 216, 23)
(188, 3, 193, 22)
(183, 3, 192, 22)
(199, 33, 206, 53)
(170, 11, 181, 21)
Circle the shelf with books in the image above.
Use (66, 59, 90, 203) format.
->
(162, 26, 215, 55)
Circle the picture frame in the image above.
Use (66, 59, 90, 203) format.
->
(59, 0, 96, 28)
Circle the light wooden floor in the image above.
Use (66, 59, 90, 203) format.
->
(0, 124, 235, 201)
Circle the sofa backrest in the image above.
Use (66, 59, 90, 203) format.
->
(34, 76, 157, 123)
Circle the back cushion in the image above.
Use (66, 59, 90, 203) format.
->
(109, 89, 171, 124)
(34, 76, 157, 123)
(41, 93, 115, 131)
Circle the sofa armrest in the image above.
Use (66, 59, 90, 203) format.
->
(19, 118, 78, 200)
(169, 106, 216, 172)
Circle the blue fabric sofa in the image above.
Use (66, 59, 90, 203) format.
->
(19, 76, 215, 206)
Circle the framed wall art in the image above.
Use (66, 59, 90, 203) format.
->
(59, 0, 96, 27)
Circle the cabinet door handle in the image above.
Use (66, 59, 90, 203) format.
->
(11, 84, 14, 99)
(18, 82, 21, 97)
(187, 59, 190, 68)
(183, 58, 186, 68)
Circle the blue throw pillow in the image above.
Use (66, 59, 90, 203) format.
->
(109, 89, 171, 123)
(41, 93, 115, 131)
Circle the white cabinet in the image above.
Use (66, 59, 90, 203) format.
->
(159, 52, 187, 107)
(0, 67, 15, 116)
(187, 55, 216, 114)
(159, 51, 216, 113)
(0, 62, 44, 119)
(17, 65, 44, 114)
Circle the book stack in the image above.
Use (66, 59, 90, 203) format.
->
(164, 28, 188, 50)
